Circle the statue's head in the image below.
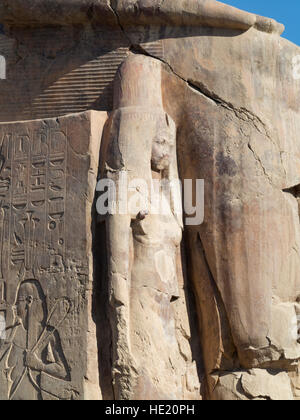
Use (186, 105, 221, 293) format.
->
(14, 280, 47, 330)
(151, 113, 176, 172)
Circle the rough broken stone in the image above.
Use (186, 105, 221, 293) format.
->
(0, 0, 299, 400)
(241, 370, 294, 401)
(212, 369, 294, 401)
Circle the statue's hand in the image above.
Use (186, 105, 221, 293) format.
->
(25, 351, 44, 371)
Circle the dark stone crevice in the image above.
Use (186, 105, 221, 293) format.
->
(283, 184, 300, 222)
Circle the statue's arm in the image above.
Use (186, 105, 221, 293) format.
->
(115, 0, 284, 34)
(0, 0, 284, 34)
(107, 214, 132, 307)
(25, 331, 70, 381)
(41, 333, 70, 380)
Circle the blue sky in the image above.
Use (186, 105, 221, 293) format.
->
(221, 0, 299, 46)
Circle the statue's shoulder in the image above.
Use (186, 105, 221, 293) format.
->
(0, 0, 284, 35)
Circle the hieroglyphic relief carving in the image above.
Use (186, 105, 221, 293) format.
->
(2, 128, 67, 273)
(0, 123, 75, 400)
(0, 112, 106, 400)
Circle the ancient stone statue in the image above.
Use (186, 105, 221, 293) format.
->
(0, 0, 299, 400)
(100, 54, 200, 399)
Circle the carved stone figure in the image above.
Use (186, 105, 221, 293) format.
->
(0, 280, 70, 400)
(100, 55, 200, 399)
(0, 0, 299, 400)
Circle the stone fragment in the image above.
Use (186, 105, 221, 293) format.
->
(241, 370, 294, 401)
(212, 369, 294, 400)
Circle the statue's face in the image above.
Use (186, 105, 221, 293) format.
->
(14, 282, 45, 329)
(15, 296, 27, 320)
(151, 117, 175, 172)
(14, 292, 33, 328)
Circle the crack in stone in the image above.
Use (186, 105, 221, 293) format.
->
(110, 7, 277, 150)
(239, 374, 271, 400)
(128, 43, 280, 190)
(109, 0, 132, 44)
(187, 80, 273, 141)
(265, 335, 285, 356)
(111, 17, 284, 190)
(128, 45, 273, 146)
(247, 142, 275, 188)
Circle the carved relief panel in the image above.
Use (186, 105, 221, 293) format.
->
(0, 111, 106, 400)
